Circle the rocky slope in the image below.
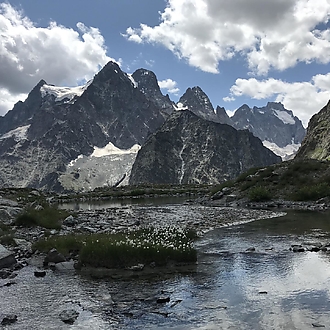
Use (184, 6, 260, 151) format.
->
(129, 110, 281, 185)
(295, 100, 330, 160)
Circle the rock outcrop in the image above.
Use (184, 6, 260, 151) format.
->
(295, 100, 330, 160)
(129, 110, 281, 185)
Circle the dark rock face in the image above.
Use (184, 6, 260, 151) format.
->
(295, 100, 330, 160)
(215, 106, 233, 125)
(231, 102, 306, 148)
(129, 110, 281, 185)
(0, 62, 168, 191)
(132, 69, 175, 117)
(177, 87, 218, 122)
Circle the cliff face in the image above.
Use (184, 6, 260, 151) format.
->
(295, 100, 330, 161)
(129, 110, 281, 185)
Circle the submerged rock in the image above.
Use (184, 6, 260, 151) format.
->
(1, 314, 17, 325)
(59, 309, 79, 324)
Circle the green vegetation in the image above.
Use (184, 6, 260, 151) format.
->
(248, 186, 272, 202)
(15, 205, 71, 229)
(290, 183, 330, 201)
(33, 226, 197, 268)
(0, 222, 16, 246)
(211, 159, 330, 202)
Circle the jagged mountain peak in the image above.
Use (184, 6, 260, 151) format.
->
(132, 68, 175, 116)
(232, 102, 305, 149)
(177, 86, 217, 121)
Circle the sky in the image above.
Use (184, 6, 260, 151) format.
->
(1, 0, 330, 127)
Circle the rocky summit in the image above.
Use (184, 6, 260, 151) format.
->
(296, 100, 330, 161)
(129, 110, 281, 185)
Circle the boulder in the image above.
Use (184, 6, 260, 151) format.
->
(0, 244, 16, 269)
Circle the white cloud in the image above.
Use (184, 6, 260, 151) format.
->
(227, 74, 330, 127)
(0, 3, 114, 116)
(125, 0, 330, 75)
(158, 78, 180, 94)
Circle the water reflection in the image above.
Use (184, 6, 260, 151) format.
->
(58, 196, 191, 211)
(2, 210, 330, 329)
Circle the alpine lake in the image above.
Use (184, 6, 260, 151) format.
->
(2, 196, 330, 330)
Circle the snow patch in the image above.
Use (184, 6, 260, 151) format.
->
(127, 74, 138, 88)
(0, 125, 30, 141)
(263, 140, 301, 160)
(272, 109, 295, 125)
(175, 102, 188, 111)
(91, 142, 141, 158)
(40, 80, 92, 103)
(68, 154, 84, 167)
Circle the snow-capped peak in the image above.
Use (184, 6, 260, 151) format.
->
(40, 79, 93, 103)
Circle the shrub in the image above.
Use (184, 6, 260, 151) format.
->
(290, 183, 330, 201)
(248, 186, 272, 202)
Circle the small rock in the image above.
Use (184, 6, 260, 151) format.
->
(44, 249, 66, 265)
(126, 263, 144, 271)
(259, 291, 268, 294)
(1, 315, 17, 325)
(291, 245, 305, 252)
(246, 247, 256, 252)
(34, 270, 46, 278)
(59, 309, 79, 324)
(63, 215, 77, 227)
(312, 323, 325, 328)
(157, 296, 170, 304)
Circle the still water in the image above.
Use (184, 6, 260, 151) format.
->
(2, 208, 330, 329)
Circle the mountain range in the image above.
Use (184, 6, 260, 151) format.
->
(0, 61, 308, 191)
